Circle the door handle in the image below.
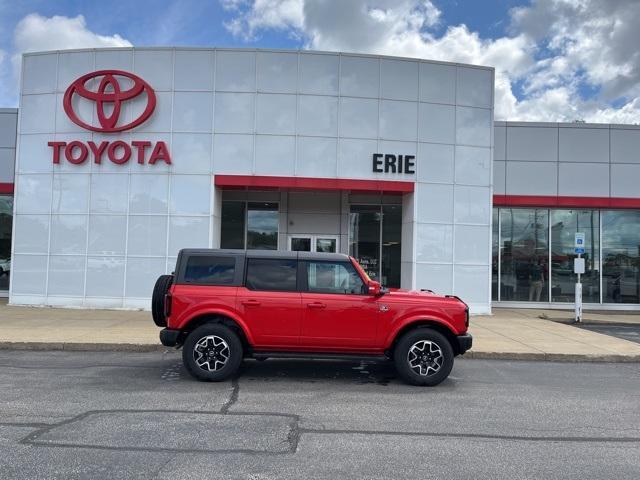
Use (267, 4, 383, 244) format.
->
(307, 302, 326, 309)
(241, 300, 261, 307)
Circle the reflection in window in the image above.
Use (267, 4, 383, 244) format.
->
(247, 202, 278, 250)
(603, 211, 640, 304)
(246, 258, 296, 291)
(184, 256, 235, 285)
(0, 196, 13, 291)
(499, 209, 549, 302)
(307, 261, 365, 294)
(491, 209, 498, 301)
(349, 206, 381, 282)
(221, 202, 245, 249)
(220, 201, 279, 250)
(550, 210, 599, 303)
(349, 204, 402, 288)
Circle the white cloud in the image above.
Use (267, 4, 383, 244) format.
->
(223, 0, 640, 124)
(0, 13, 132, 106)
(13, 13, 131, 58)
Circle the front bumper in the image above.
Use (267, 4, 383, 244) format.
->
(456, 333, 473, 355)
(159, 328, 181, 347)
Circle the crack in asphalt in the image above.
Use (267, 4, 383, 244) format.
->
(13, 406, 640, 458)
(220, 377, 240, 414)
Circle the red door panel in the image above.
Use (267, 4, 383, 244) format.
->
(300, 292, 379, 348)
(236, 287, 302, 348)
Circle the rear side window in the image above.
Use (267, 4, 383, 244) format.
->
(183, 256, 236, 285)
(245, 258, 297, 291)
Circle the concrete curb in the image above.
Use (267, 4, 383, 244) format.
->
(0, 342, 168, 353)
(466, 350, 640, 363)
(1, 342, 639, 362)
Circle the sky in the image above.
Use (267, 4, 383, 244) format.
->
(1, 0, 639, 123)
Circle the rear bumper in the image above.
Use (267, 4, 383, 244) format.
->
(456, 333, 473, 355)
(159, 328, 181, 347)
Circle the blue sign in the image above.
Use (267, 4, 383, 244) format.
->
(574, 232, 585, 255)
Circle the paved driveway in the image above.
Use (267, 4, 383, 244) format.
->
(0, 350, 638, 479)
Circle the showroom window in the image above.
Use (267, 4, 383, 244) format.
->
(602, 210, 640, 304)
(499, 208, 549, 302)
(492, 207, 640, 305)
(550, 210, 599, 303)
(221, 201, 279, 250)
(349, 204, 401, 288)
(0, 196, 12, 293)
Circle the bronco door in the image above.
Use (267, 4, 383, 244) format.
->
(237, 257, 302, 348)
(300, 259, 379, 349)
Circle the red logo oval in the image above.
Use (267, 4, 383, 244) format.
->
(63, 70, 156, 133)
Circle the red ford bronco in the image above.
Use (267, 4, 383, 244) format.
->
(152, 249, 472, 386)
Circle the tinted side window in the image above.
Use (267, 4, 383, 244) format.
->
(307, 261, 366, 295)
(245, 258, 297, 291)
(183, 256, 236, 285)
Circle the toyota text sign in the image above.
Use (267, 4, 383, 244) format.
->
(48, 70, 171, 165)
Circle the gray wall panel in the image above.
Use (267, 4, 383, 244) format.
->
(506, 126, 558, 162)
(610, 164, 640, 197)
(558, 163, 609, 196)
(559, 127, 609, 163)
(611, 129, 640, 164)
(505, 161, 557, 195)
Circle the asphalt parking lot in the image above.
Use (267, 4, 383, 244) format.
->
(576, 323, 640, 344)
(0, 350, 638, 479)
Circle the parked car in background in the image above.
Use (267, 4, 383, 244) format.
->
(0, 258, 10, 277)
(152, 249, 472, 386)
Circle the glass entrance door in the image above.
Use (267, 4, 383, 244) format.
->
(288, 235, 338, 253)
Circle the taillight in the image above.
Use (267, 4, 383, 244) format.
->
(465, 307, 469, 328)
(164, 293, 172, 318)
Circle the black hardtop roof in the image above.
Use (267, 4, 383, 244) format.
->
(179, 248, 351, 262)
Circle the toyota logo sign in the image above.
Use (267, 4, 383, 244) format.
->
(50, 69, 171, 166)
(63, 69, 156, 132)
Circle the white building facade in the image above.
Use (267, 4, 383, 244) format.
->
(3, 47, 638, 313)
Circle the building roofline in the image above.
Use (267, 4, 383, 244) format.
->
(21, 46, 495, 72)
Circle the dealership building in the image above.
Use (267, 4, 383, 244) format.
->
(1, 47, 639, 313)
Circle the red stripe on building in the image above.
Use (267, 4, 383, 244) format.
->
(214, 175, 415, 193)
(493, 195, 640, 209)
(0, 183, 14, 194)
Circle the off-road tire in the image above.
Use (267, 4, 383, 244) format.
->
(394, 328, 454, 386)
(151, 275, 173, 327)
(182, 323, 243, 382)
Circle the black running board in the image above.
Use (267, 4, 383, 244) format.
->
(250, 351, 390, 362)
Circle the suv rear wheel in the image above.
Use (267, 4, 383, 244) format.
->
(394, 328, 454, 386)
(182, 323, 243, 382)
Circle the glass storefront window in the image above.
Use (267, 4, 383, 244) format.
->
(246, 202, 278, 250)
(602, 210, 640, 304)
(499, 208, 549, 302)
(381, 205, 401, 288)
(349, 204, 401, 288)
(220, 201, 245, 249)
(220, 200, 278, 250)
(550, 210, 600, 303)
(492, 207, 640, 305)
(349, 205, 381, 282)
(0, 196, 12, 291)
(491, 209, 498, 301)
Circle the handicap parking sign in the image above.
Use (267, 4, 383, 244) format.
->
(574, 233, 585, 254)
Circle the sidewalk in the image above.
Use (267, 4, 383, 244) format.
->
(0, 301, 639, 362)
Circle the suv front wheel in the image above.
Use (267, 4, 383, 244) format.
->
(394, 328, 454, 386)
(182, 324, 243, 382)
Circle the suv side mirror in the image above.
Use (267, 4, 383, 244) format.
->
(368, 280, 382, 296)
